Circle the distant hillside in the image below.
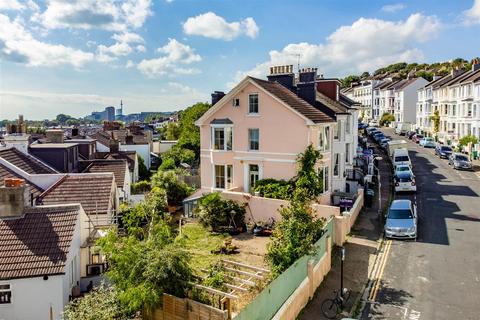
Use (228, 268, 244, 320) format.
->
(340, 58, 480, 88)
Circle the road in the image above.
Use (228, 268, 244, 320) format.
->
(362, 129, 480, 320)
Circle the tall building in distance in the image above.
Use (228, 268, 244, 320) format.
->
(105, 106, 115, 122)
(116, 100, 124, 121)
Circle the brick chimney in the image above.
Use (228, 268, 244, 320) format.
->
(296, 67, 318, 105)
(0, 179, 29, 219)
(267, 65, 295, 92)
(316, 77, 341, 101)
(46, 129, 64, 143)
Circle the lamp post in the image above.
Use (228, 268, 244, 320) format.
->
(371, 156, 383, 221)
(340, 246, 345, 307)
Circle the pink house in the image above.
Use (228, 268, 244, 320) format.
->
(195, 66, 337, 196)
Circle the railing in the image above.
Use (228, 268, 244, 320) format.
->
(346, 168, 365, 182)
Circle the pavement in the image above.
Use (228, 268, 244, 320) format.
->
(299, 139, 392, 320)
(361, 129, 480, 320)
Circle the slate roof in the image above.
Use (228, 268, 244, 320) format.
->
(89, 131, 113, 148)
(251, 77, 334, 123)
(0, 164, 43, 197)
(0, 205, 81, 280)
(106, 151, 136, 171)
(39, 174, 115, 217)
(0, 148, 56, 174)
(83, 160, 127, 187)
(460, 69, 480, 83)
(316, 92, 350, 114)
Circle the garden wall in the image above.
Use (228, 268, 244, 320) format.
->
(333, 188, 364, 246)
(232, 219, 334, 320)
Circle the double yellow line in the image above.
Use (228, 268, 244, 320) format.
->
(368, 239, 392, 302)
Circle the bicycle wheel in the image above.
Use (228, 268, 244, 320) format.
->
(320, 298, 338, 319)
(342, 288, 351, 303)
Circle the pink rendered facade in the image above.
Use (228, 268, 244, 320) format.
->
(196, 77, 334, 195)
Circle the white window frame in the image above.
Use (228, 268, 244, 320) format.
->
(248, 93, 259, 114)
(214, 164, 233, 189)
(248, 128, 259, 151)
(318, 126, 330, 152)
(210, 125, 233, 151)
(232, 98, 240, 107)
(0, 284, 11, 304)
(333, 153, 340, 177)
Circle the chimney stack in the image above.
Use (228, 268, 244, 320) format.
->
(46, 129, 64, 143)
(0, 179, 29, 219)
(211, 91, 226, 106)
(472, 58, 480, 72)
(267, 64, 295, 91)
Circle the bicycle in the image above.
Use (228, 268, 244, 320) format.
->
(320, 288, 350, 319)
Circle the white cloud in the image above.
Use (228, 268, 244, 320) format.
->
(112, 32, 144, 44)
(136, 44, 146, 53)
(0, 13, 94, 67)
(183, 12, 259, 40)
(381, 3, 406, 13)
(137, 38, 202, 77)
(125, 60, 135, 68)
(231, 13, 441, 85)
(0, 0, 38, 11)
(0, 88, 209, 119)
(32, 0, 152, 31)
(96, 32, 145, 60)
(463, 0, 480, 25)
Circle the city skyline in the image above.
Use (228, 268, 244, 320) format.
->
(1, 0, 480, 120)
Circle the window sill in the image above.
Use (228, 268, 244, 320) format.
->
(246, 113, 260, 117)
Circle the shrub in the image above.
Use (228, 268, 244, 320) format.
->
(253, 179, 294, 200)
(379, 112, 395, 126)
(150, 170, 193, 206)
(131, 180, 151, 194)
(197, 192, 246, 232)
(295, 145, 323, 201)
(265, 192, 326, 276)
(459, 134, 478, 147)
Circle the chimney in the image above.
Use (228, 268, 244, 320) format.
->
(267, 64, 295, 92)
(125, 135, 134, 145)
(211, 91, 226, 106)
(316, 78, 341, 102)
(0, 179, 29, 219)
(46, 129, 64, 143)
(295, 67, 318, 106)
(451, 67, 462, 77)
(71, 128, 79, 138)
(472, 58, 480, 72)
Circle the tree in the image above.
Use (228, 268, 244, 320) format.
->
(160, 147, 195, 168)
(138, 155, 149, 180)
(265, 192, 325, 276)
(294, 145, 323, 201)
(176, 102, 211, 156)
(98, 218, 193, 315)
(459, 135, 478, 147)
(56, 114, 74, 125)
(429, 110, 440, 134)
(360, 71, 370, 78)
(150, 170, 192, 206)
(197, 192, 246, 232)
(379, 112, 395, 126)
(340, 75, 360, 88)
(63, 285, 130, 320)
(165, 122, 181, 140)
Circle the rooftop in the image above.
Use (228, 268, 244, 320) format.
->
(83, 159, 127, 187)
(39, 174, 115, 220)
(29, 143, 79, 149)
(0, 164, 43, 197)
(0, 148, 56, 174)
(0, 204, 81, 280)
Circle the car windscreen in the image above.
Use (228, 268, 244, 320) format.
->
(388, 209, 413, 219)
(455, 155, 469, 161)
(416, 135, 424, 139)
(394, 156, 409, 162)
(396, 166, 410, 172)
(441, 146, 452, 152)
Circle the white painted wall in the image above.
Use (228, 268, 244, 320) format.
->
(120, 143, 150, 170)
(95, 141, 110, 152)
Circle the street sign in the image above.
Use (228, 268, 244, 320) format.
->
(340, 198, 354, 208)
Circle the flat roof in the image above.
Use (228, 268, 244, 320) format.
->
(29, 143, 79, 148)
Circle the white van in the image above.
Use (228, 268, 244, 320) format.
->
(395, 123, 411, 135)
(393, 148, 411, 167)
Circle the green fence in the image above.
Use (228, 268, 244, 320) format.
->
(233, 218, 333, 320)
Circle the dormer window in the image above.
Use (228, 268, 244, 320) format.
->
(249, 94, 259, 114)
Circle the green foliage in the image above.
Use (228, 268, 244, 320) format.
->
(459, 135, 478, 147)
(265, 195, 326, 276)
(138, 155, 149, 180)
(360, 71, 370, 78)
(150, 170, 192, 206)
(340, 75, 360, 88)
(165, 122, 181, 140)
(56, 113, 76, 125)
(379, 112, 395, 126)
(253, 179, 294, 200)
(63, 285, 129, 320)
(131, 180, 151, 194)
(98, 218, 193, 314)
(415, 70, 434, 82)
(160, 147, 196, 168)
(294, 144, 323, 201)
(429, 110, 440, 134)
(202, 262, 227, 291)
(176, 102, 211, 154)
(197, 192, 246, 232)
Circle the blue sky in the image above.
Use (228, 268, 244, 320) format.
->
(1, 0, 480, 120)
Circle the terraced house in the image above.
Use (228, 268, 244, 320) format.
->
(196, 65, 359, 199)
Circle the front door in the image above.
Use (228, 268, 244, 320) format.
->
(248, 164, 259, 193)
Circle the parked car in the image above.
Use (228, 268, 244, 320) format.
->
(358, 123, 368, 130)
(448, 153, 473, 170)
(419, 137, 436, 148)
(394, 171, 417, 193)
(373, 132, 386, 142)
(394, 164, 413, 175)
(407, 131, 417, 139)
(412, 134, 424, 143)
(367, 128, 379, 136)
(369, 120, 380, 127)
(380, 138, 391, 149)
(385, 199, 417, 239)
(392, 148, 411, 167)
(435, 145, 453, 159)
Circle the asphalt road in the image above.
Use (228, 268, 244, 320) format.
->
(362, 129, 480, 320)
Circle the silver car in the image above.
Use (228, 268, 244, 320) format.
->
(385, 199, 417, 239)
(448, 153, 473, 170)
